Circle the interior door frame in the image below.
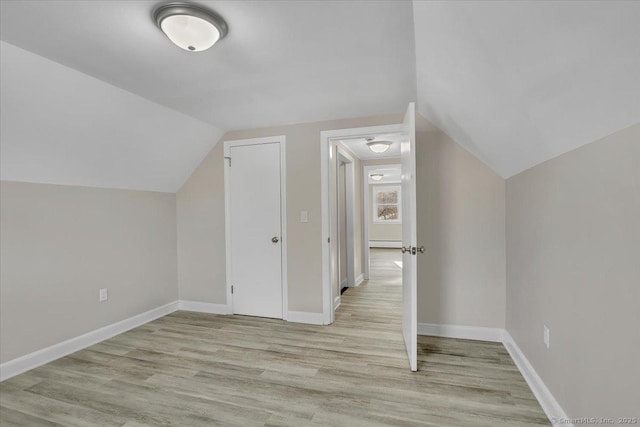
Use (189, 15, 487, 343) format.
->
(320, 124, 404, 325)
(224, 136, 288, 320)
(334, 147, 356, 311)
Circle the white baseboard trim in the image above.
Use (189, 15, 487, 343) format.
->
(334, 295, 341, 310)
(0, 300, 179, 382)
(417, 322, 504, 343)
(503, 331, 572, 427)
(369, 240, 402, 248)
(178, 300, 231, 315)
(287, 311, 325, 325)
(418, 324, 569, 426)
(355, 274, 364, 286)
(0, 301, 568, 427)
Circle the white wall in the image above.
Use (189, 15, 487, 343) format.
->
(0, 181, 178, 364)
(176, 142, 228, 305)
(177, 114, 403, 313)
(1, 110, 509, 367)
(416, 115, 507, 328)
(506, 123, 640, 419)
(177, 112, 508, 329)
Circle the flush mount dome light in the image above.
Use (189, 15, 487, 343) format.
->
(367, 140, 392, 153)
(370, 173, 384, 181)
(154, 3, 228, 52)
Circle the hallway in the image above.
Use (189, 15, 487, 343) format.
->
(335, 248, 403, 337)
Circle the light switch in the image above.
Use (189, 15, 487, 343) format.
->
(300, 210, 309, 223)
(543, 325, 550, 349)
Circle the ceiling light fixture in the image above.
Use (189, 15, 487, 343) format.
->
(370, 173, 384, 181)
(154, 3, 228, 52)
(367, 140, 392, 153)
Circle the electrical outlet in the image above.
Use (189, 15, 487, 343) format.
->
(99, 288, 108, 302)
(300, 210, 309, 223)
(543, 325, 550, 349)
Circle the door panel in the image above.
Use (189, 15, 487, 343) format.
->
(401, 103, 418, 371)
(228, 142, 283, 319)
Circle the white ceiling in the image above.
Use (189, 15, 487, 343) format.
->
(1, 0, 639, 191)
(413, 1, 640, 178)
(340, 133, 403, 160)
(367, 166, 401, 184)
(0, 0, 415, 191)
(0, 0, 416, 131)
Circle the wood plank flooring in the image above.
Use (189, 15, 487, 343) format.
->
(0, 249, 549, 426)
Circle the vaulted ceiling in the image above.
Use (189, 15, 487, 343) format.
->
(1, 0, 638, 191)
(413, 1, 640, 178)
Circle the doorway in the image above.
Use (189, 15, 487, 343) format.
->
(224, 136, 288, 319)
(339, 149, 403, 305)
(320, 103, 418, 371)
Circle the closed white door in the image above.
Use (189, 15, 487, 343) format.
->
(225, 141, 283, 319)
(401, 102, 418, 371)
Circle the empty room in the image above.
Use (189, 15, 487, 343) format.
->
(0, 1, 638, 426)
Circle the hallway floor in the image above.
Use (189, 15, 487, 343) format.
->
(0, 249, 549, 426)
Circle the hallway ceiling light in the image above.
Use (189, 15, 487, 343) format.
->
(154, 3, 228, 52)
(370, 173, 384, 181)
(367, 140, 392, 153)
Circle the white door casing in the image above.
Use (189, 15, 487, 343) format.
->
(401, 102, 418, 372)
(224, 137, 287, 319)
(336, 148, 356, 290)
(319, 112, 417, 371)
(321, 124, 404, 325)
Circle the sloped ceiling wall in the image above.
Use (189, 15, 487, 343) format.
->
(0, 0, 416, 192)
(413, 1, 640, 178)
(1, 1, 639, 190)
(0, 42, 224, 192)
(0, 0, 416, 131)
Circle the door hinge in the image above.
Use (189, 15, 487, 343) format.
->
(327, 237, 330, 243)
(224, 156, 232, 166)
(231, 285, 234, 294)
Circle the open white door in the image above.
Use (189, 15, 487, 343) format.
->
(401, 102, 418, 371)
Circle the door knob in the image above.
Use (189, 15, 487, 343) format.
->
(417, 246, 425, 254)
(272, 236, 279, 243)
(401, 246, 410, 253)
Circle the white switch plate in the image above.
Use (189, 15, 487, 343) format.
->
(543, 324, 550, 348)
(300, 210, 309, 223)
(99, 288, 108, 302)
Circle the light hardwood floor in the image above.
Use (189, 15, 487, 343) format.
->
(0, 249, 549, 426)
